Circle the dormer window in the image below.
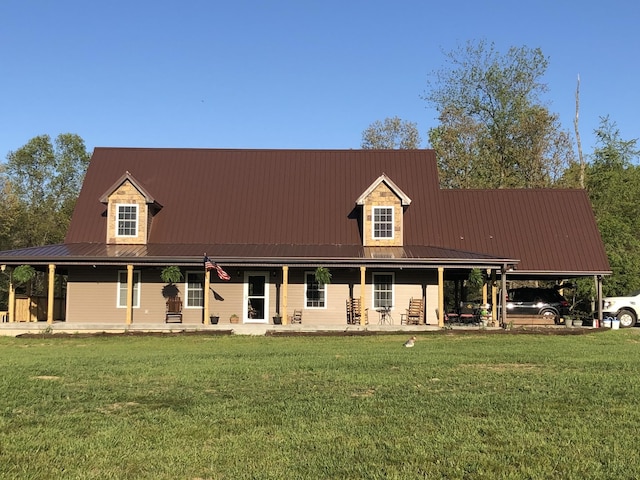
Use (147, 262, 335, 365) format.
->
(100, 172, 162, 245)
(373, 206, 394, 239)
(356, 174, 411, 247)
(117, 204, 139, 237)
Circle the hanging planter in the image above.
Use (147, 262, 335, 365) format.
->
(314, 267, 332, 285)
(13, 265, 36, 286)
(160, 266, 183, 284)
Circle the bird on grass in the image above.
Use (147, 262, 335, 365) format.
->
(403, 336, 417, 348)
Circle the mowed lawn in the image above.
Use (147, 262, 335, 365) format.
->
(1, 330, 639, 479)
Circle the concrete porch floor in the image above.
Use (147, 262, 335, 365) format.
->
(0, 321, 589, 337)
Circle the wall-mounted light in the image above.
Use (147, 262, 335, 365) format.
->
(0, 265, 5, 272)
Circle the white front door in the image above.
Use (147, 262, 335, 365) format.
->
(244, 272, 269, 323)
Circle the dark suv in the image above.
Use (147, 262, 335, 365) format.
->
(505, 287, 571, 324)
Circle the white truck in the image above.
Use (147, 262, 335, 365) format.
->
(602, 290, 640, 328)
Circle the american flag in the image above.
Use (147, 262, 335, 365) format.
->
(204, 255, 231, 281)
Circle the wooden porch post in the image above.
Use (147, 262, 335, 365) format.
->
(359, 266, 366, 326)
(500, 266, 507, 326)
(596, 275, 603, 323)
(482, 269, 489, 306)
(47, 264, 55, 324)
(491, 270, 497, 323)
(8, 276, 15, 323)
(204, 269, 211, 324)
(438, 267, 444, 327)
(126, 264, 134, 325)
(282, 266, 289, 325)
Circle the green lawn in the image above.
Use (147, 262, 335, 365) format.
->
(0, 330, 638, 479)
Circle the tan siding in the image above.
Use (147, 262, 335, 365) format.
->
(66, 266, 440, 326)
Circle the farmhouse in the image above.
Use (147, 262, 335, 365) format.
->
(0, 148, 610, 327)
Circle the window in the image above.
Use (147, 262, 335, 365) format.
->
(373, 206, 393, 239)
(372, 273, 394, 309)
(117, 204, 138, 237)
(186, 272, 204, 307)
(117, 270, 140, 308)
(305, 272, 326, 308)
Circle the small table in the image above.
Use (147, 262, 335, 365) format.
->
(377, 307, 393, 324)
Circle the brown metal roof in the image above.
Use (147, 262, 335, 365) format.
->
(0, 242, 512, 269)
(66, 148, 443, 247)
(0, 148, 610, 276)
(435, 189, 610, 275)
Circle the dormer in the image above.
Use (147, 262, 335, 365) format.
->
(100, 172, 162, 245)
(356, 174, 411, 247)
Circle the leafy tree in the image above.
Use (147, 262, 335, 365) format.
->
(361, 116, 422, 149)
(586, 117, 640, 296)
(425, 40, 575, 188)
(3, 133, 90, 248)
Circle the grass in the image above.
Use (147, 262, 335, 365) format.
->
(0, 330, 639, 479)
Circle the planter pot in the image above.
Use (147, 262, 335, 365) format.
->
(209, 316, 219, 325)
(230, 316, 239, 324)
(273, 316, 282, 325)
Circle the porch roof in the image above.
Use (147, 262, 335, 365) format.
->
(0, 242, 516, 270)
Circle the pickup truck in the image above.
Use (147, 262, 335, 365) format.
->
(602, 290, 640, 327)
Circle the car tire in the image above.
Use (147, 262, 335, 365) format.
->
(617, 309, 637, 328)
(541, 309, 559, 324)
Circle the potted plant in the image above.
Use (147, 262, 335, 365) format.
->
(230, 313, 239, 324)
(13, 265, 36, 286)
(314, 266, 332, 285)
(160, 266, 183, 299)
(209, 314, 219, 325)
(160, 266, 183, 284)
(273, 313, 282, 325)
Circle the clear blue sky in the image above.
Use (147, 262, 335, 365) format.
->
(1, 0, 638, 160)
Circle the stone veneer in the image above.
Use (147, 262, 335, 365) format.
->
(106, 180, 148, 245)
(362, 182, 403, 247)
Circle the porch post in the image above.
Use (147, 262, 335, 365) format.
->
(8, 276, 15, 323)
(438, 267, 444, 327)
(482, 269, 489, 306)
(359, 266, 366, 326)
(126, 264, 134, 325)
(491, 270, 497, 324)
(596, 275, 603, 323)
(47, 264, 55, 325)
(204, 270, 211, 324)
(500, 266, 507, 326)
(282, 266, 289, 325)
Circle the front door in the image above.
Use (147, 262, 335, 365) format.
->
(244, 272, 269, 323)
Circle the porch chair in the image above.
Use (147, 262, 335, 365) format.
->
(348, 297, 368, 325)
(291, 309, 303, 324)
(402, 297, 424, 325)
(459, 302, 478, 325)
(165, 296, 183, 323)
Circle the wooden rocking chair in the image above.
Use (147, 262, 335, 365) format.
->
(165, 296, 183, 323)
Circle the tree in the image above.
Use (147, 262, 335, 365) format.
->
(586, 117, 640, 296)
(424, 40, 575, 188)
(3, 133, 90, 248)
(361, 116, 422, 149)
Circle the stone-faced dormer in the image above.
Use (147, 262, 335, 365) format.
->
(356, 174, 411, 247)
(100, 172, 161, 245)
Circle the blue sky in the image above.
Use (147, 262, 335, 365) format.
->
(1, 0, 638, 160)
